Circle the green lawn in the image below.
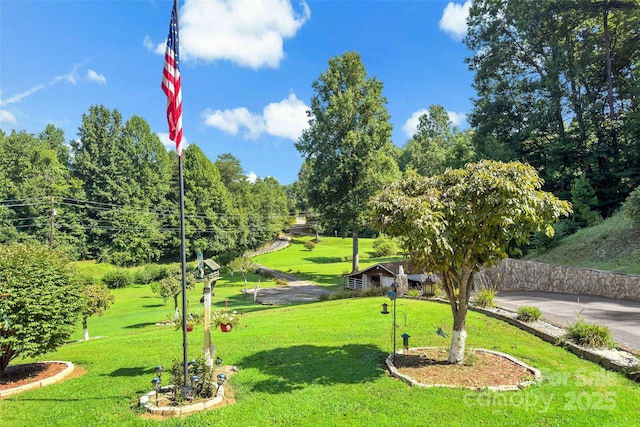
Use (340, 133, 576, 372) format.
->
(2, 239, 639, 426)
(253, 236, 402, 290)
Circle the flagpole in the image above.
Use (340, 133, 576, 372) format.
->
(172, 0, 189, 390)
(178, 153, 189, 389)
(161, 0, 189, 390)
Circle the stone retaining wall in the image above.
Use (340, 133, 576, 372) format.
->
(476, 259, 640, 301)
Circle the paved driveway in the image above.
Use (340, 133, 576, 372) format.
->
(494, 291, 640, 352)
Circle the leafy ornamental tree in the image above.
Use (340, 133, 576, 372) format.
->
(0, 243, 82, 375)
(371, 160, 571, 364)
(80, 283, 114, 341)
(229, 256, 258, 294)
(151, 266, 195, 319)
(296, 51, 399, 273)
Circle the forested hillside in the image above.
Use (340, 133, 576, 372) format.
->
(0, 106, 289, 266)
(2, 1, 639, 268)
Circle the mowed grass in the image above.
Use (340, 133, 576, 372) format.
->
(1, 239, 639, 426)
(253, 236, 402, 290)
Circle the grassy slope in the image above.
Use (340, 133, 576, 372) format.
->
(2, 238, 639, 426)
(253, 236, 402, 291)
(526, 214, 640, 274)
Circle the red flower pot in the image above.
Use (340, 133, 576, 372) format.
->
(187, 325, 193, 332)
(220, 323, 233, 333)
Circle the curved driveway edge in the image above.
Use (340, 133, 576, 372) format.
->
(493, 291, 640, 352)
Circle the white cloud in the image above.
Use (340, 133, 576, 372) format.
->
(178, 0, 310, 69)
(246, 171, 258, 184)
(87, 69, 107, 85)
(0, 84, 46, 107)
(0, 65, 81, 107)
(157, 132, 189, 152)
(447, 111, 467, 126)
(402, 109, 468, 137)
(439, 1, 471, 41)
(202, 93, 309, 141)
(402, 109, 428, 138)
(0, 110, 17, 124)
(203, 107, 264, 139)
(263, 93, 309, 140)
(143, 35, 154, 51)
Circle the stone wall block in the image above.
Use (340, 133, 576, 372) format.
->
(477, 259, 640, 301)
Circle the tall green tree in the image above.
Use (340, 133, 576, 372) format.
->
(466, 0, 640, 214)
(371, 161, 571, 364)
(72, 106, 172, 264)
(296, 51, 400, 272)
(181, 144, 237, 258)
(399, 105, 475, 176)
(0, 128, 85, 254)
(246, 177, 289, 249)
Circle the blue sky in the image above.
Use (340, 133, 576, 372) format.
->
(0, 0, 473, 185)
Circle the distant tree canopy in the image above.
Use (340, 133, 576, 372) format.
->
(0, 106, 291, 266)
(466, 0, 640, 216)
(399, 105, 475, 176)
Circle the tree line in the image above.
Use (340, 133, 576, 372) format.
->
(293, 1, 639, 272)
(0, 105, 289, 266)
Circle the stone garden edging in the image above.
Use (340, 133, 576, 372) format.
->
(470, 305, 640, 382)
(0, 361, 75, 398)
(139, 385, 226, 416)
(386, 347, 541, 391)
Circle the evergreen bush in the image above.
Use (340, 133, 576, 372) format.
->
(102, 269, 133, 289)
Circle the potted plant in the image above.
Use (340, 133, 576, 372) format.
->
(173, 312, 201, 332)
(212, 309, 240, 332)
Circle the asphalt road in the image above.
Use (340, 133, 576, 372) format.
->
(494, 291, 640, 352)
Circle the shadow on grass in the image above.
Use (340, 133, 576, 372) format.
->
(108, 366, 154, 377)
(142, 303, 164, 308)
(302, 256, 344, 264)
(238, 344, 387, 393)
(124, 322, 157, 329)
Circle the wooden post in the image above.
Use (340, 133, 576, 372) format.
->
(202, 279, 215, 367)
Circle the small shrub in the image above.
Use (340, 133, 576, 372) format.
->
(472, 288, 496, 308)
(274, 278, 288, 286)
(432, 282, 444, 298)
(321, 291, 356, 301)
(407, 289, 421, 298)
(169, 356, 216, 403)
(135, 264, 167, 284)
(517, 306, 542, 322)
(361, 287, 388, 297)
(102, 269, 133, 289)
(373, 234, 397, 257)
(462, 351, 479, 367)
(304, 240, 316, 251)
(564, 317, 617, 349)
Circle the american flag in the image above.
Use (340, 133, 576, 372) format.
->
(161, 1, 183, 156)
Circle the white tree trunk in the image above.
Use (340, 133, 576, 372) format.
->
(82, 319, 89, 341)
(448, 329, 467, 364)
